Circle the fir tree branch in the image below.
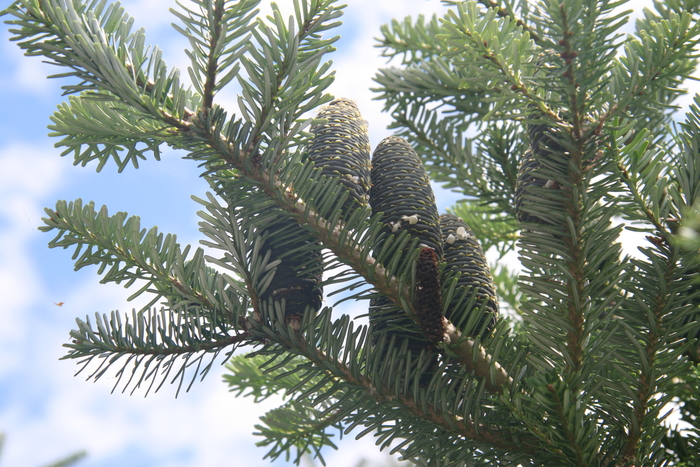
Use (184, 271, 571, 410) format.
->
(375, 13, 444, 64)
(255, 400, 343, 464)
(64, 307, 253, 395)
(237, 317, 529, 461)
(555, 4, 584, 140)
(618, 246, 683, 464)
(170, 0, 259, 109)
(49, 93, 168, 172)
(160, 6, 516, 394)
(190, 119, 513, 393)
(547, 382, 588, 467)
(295, 336, 531, 454)
(68, 327, 250, 357)
(202, 0, 225, 109)
(6, 0, 200, 121)
(438, 3, 561, 121)
(595, 11, 700, 136)
(516, 63, 627, 460)
(563, 147, 587, 376)
(198, 193, 256, 295)
(41, 200, 243, 322)
(475, 0, 542, 44)
(608, 132, 674, 244)
(615, 161, 673, 241)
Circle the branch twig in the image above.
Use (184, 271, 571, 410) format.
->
(476, 0, 542, 44)
(299, 337, 529, 452)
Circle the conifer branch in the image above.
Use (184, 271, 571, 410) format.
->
(594, 11, 700, 135)
(63, 306, 254, 395)
(443, 326, 512, 393)
(556, 5, 583, 140)
(563, 144, 587, 376)
(375, 13, 444, 63)
(42, 200, 243, 322)
(615, 162, 673, 241)
(10, 0, 700, 463)
(297, 337, 531, 454)
(619, 249, 678, 463)
(438, 4, 562, 121)
(219, 140, 514, 392)
(179, 88, 514, 394)
(547, 383, 588, 467)
(68, 329, 250, 358)
(392, 113, 513, 214)
(202, 0, 225, 109)
(608, 134, 674, 244)
(255, 401, 345, 464)
(475, 0, 542, 44)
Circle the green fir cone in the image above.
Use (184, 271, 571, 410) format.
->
(514, 50, 567, 227)
(369, 136, 443, 362)
(258, 215, 324, 330)
(514, 125, 567, 227)
(260, 98, 369, 329)
(513, 147, 535, 223)
(440, 214, 498, 335)
(370, 136, 443, 256)
(308, 97, 371, 215)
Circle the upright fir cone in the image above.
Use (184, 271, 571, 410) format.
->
(440, 214, 498, 335)
(308, 97, 371, 215)
(258, 98, 371, 329)
(513, 133, 564, 227)
(415, 247, 446, 344)
(514, 50, 566, 228)
(369, 136, 443, 365)
(258, 215, 324, 330)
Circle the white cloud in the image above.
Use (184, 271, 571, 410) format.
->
(2, 367, 291, 466)
(0, 144, 67, 377)
(0, 33, 57, 95)
(7, 2, 697, 467)
(0, 143, 66, 198)
(0, 267, 294, 466)
(322, 1, 450, 147)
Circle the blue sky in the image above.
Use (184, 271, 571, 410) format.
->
(1, 0, 695, 466)
(0, 1, 458, 466)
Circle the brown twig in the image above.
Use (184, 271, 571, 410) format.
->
(202, 0, 225, 109)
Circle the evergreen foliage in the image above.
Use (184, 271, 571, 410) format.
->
(4, 0, 700, 465)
